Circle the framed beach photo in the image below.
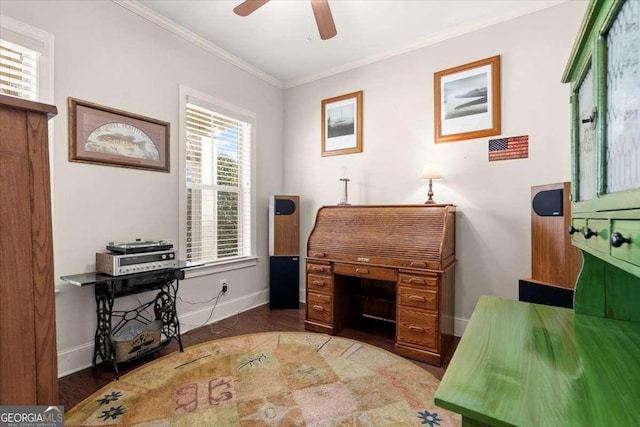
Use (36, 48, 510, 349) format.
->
(321, 90, 363, 157)
(68, 97, 170, 172)
(434, 55, 501, 143)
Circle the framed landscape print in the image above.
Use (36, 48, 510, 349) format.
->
(321, 90, 363, 157)
(68, 97, 170, 172)
(434, 55, 501, 143)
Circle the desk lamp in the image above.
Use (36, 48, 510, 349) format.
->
(420, 163, 443, 204)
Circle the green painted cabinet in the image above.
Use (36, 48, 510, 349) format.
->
(562, 0, 640, 318)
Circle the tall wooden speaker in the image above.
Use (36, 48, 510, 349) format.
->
(269, 195, 300, 309)
(519, 182, 581, 308)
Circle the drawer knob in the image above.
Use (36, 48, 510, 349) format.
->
(583, 228, 597, 239)
(312, 280, 326, 287)
(611, 232, 631, 248)
(355, 268, 369, 274)
(568, 226, 578, 235)
(312, 305, 324, 312)
(408, 295, 425, 302)
(408, 325, 425, 333)
(311, 266, 325, 272)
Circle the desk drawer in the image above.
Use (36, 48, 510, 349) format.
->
(307, 263, 332, 275)
(333, 263, 397, 281)
(307, 274, 333, 293)
(397, 308, 437, 351)
(307, 292, 332, 324)
(398, 286, 437, 311)
(398, 273, 437, 288)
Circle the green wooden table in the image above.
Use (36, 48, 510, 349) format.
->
(434, 296, 640, 426)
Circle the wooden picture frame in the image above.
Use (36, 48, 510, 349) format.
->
(68, 97, 170, 172)
(321, 90, 363, 157)
(434, 55, 501, 143)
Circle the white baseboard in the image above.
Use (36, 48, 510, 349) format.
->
(454, 315, 469, 337)
(58, 290, 468, 378)
(57, 289, 269, 378)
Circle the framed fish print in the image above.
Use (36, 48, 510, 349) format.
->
(434, 55, 501, 143)
(68, 97, 170, 172)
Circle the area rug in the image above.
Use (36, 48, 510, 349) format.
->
(65, 332, 461, 426)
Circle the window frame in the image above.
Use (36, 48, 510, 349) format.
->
(178, 85, 258, 277)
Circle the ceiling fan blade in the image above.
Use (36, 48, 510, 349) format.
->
(311, 0, 337, 40)
(233, 0, 270, 17)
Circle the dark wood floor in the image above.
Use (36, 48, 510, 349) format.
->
(58, 304, 459, 410)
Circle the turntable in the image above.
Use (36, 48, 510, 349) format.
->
(107, 239, 173, 254)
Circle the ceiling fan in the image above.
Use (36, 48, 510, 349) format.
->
(233, 0, 337, 40)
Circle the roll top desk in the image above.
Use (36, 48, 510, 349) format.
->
(304, 204, 456, 366)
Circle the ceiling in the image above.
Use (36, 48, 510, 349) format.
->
(130, 0, 568, 88)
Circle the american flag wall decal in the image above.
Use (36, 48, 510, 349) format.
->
(488, 135, 529, 161)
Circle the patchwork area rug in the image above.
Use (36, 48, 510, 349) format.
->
(66, 332, 461, 426)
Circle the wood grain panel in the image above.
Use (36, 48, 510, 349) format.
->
(269, 195, 299, 256)
(307, 274, 332, 293)
(0, 96, 58, 405)
(397, 286, 437, 311)
(26, 111, 58, 403)
(531, 182, 581, 289)
(333, 263, 397, 281)
(396, 308, 437, 351)
(435, 296, 640, 426)
(307, 205, 456, 270)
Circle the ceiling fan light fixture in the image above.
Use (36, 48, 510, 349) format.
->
(233, 0, 337, 40)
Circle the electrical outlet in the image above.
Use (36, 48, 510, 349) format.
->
(220, 279, 228, 294)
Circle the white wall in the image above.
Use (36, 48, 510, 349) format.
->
(2, 0, 284, 376)
(283, 1, 588, 332)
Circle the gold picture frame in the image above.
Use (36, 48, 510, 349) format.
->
(321, 90, 363, 157)
(434, 55, 501, 143)
(68, 97, 170, 172)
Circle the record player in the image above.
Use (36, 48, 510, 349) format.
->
(97, 239, 178, 276)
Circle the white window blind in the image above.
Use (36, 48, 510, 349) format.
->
(185, 102, 253, 264)
(0, 38, 39, 100)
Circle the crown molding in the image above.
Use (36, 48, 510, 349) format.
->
(113, 0, 284, 89)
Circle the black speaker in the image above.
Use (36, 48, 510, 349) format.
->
(519, 279, 574, 308)
(269, 256, 300, 309)
(532, 189, 563, 216)
(274, 199, 296, 215)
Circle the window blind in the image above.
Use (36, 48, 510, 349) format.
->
(0, 38, 38, 100)
(185, 103, 252, 263)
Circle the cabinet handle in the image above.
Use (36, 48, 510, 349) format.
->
(611, 232, 631, 248)
(568, 226, 578, 235)
(408, 295, 425, 302)
(408, 278, 425, 284)
(312, 280, 326, 287)
(581, 107, 597, 128)
(312, 305, 324, 312)
(408, 325, 425, 333)
(311, 266, 325, 272)
(583, 228, 597, 239)
(409, 261, 426, 268)
(355, 268, 369, 274)
(311, 252, 326, 258)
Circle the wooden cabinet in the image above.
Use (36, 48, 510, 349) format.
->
(562, 0, 640, 319)
(304, 205, 456, 366)
(0, 95, 58, 404)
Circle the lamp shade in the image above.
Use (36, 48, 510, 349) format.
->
(420, 163, 443, 180)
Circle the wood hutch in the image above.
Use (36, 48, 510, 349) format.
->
(304, 204, 456, 366)
(0, 95, 58, 405)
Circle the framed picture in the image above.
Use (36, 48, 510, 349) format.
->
(321, 90, 363, 157)
(434, 55, 501, 143)
(68, 98, 170, 172)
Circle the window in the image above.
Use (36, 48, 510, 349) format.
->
(180, 86, 256, 267)
(0, 15, 53, 103)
